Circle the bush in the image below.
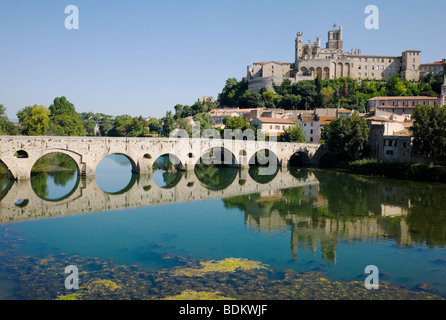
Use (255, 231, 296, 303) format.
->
(348, 159, 445, 182)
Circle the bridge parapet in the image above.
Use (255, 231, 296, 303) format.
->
(0, 136, 327, 180)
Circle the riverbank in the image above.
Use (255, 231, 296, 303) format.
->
(346, 159, 446, 183)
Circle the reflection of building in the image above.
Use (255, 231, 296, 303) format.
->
(240, 173, 416, 262)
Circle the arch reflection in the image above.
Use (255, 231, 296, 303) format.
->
(31, 153, 80, 201)
(152, 154, 183, 189)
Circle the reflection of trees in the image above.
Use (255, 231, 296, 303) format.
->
(159, 171, 183, 189)
(31, 173, 49, 199)
(223, 169, 446, 261)
(194, 163, 238, 191)
(30, 153, 78, 200)
(405, 185, 446, 248)
(32, 153, 77, 173)
(153, 154, 181, 171)
(248, 165, 279, 184)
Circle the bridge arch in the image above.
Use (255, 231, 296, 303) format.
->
(197, 146, 238, 167)
(248, 149, 280, 167)
(32, 149, 83, 176)
(0, 158, 15, 179)
(96, 152, 139, 174)
(289, 151, 311, 167)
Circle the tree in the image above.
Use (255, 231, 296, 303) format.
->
(108, 115, 146, 137)
(411, 105, 446, 163)
(18, 105, 50, 136)
(278, 94, 302, 110)
(280, 125, 306, 143)
(386, 75, 407, 96)
(292, 81, 320, 109)
(223, 115, 249, 130)
(0, 105, 16, 135)
(48, 97, 86, 136)
(239, 91, 264, 109)
(147, 118, 161, 134)
(320, 87, 335, 106)
(321, 112, 370, 162)
(193, 112, 212, 132)
(99, 117, 113, 136)
(218, 78, 248, 107)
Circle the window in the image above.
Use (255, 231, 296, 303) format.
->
(386, 150, 394, 156)
(270, 125, 273, 129)
(381, 66, 384, 70)
(364, 72, 367, 77)
(403, 141, 407, 148)
(310, 129, 314, 134)
(275, 125, 280, 130)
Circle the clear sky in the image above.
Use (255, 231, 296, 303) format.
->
(1, 0, 445, 120)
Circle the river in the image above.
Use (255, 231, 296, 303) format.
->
(0, 154, 445, 300)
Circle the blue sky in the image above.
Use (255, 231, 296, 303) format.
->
(1, 0, 445, 120)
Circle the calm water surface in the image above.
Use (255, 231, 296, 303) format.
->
(0, 154, 446, 300)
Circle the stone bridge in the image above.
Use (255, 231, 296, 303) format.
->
(0, 136, 329, 180)
(0, 167, 319, 224)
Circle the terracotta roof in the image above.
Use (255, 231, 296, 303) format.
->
(318, 116, 336, 125)
(420, 61, 444, 66)
(369, 96, 439, 101)
(254, 117, 296, 124)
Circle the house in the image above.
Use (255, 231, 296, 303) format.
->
(365, 115, 417, 162)
(250, 117, 296, 137)
(367, 96, 442, 119)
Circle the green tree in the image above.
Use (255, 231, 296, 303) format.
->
(218, 78, 248, 107)
(99, 117, 113, 136)
(48, 97, 86, 136)
(107, 115, 146, 137)
(223, 115, 249, 130)
(147, 118, 161, 134)
(278, 94, 302, 110)
(239, 91, 264, 109)
(292, 81, 320, 109)
(0, 105, 17, 135)
(280, 125, 306, 143)
(193, 112, 212, 132)
(18, 105, 50, 136)
(386, 75, 408, 96)
(411, 105, 446, 163)
(320, 86, 335, 106)
(321, 112, 369, 162)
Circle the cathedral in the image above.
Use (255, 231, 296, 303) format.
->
(247, 26, 421, 93)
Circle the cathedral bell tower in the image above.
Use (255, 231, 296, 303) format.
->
(295, 32, 303, 67)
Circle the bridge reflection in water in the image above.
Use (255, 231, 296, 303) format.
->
(0, 161, 434, 259)
(0, 165, 318, 224)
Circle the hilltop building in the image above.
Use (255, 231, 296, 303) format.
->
(420, 59, 445, 77)
(247, 26, 422, 93)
